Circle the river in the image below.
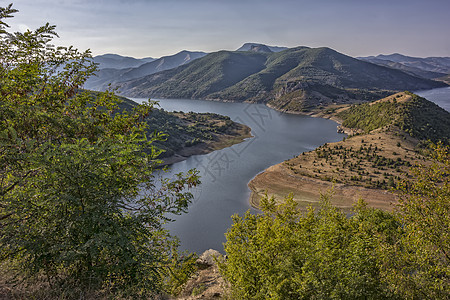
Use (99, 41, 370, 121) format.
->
(416, 86, 450, 112)
(132, 87, 449, 253)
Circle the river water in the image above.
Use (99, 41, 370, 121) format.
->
(132, 87, 449, 253)
(416, 86, 450, 112)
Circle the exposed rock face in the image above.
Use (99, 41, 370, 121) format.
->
(176, 249, 228, 300)
(236, 42, 288, 52)
(249, 44, 273, 53)
(196, 249, 223, 269)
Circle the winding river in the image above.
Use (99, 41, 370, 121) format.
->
(132, 87, 449, 253)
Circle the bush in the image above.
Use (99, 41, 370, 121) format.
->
(0, 4, 199, 298)
(220, 193, 399, 299)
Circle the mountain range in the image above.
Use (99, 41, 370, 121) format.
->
(115, 46, 446, 113)
(358, 53, 450, 80)
(236, 43, 288, 53)
(92, 54, 155, 69)
(85, 51, 207, 91)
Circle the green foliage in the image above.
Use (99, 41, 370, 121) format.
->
(221, 145, 450, 299)
(118, 46, 444, 112)
(380, 144, 450, 298)
(120, 50, 268, 100)
(338, 93, 450, 144)
(0, 5, 199, 298)
(220, 193, 400, 299)
(339, 101, 398, 132)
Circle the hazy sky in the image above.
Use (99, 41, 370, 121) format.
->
(4, 0, 450, 58)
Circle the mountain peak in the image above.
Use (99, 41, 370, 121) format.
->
(116, 46, 446, 113)
(249, 44, 272, 53)
(237, 43, 288, 53)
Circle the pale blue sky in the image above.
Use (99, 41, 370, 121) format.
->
(5, 0, 450, 58)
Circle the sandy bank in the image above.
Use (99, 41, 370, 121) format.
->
(248, 102, 406, 212)
(248, 163, 397, 213)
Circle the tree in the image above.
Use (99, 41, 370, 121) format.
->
(0, 4, 199, 298)
(220, 145, 450, 299)
(220, 193, 400, 300)
(379, 144, 450, 299)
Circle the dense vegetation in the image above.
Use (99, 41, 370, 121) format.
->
(221, 145, 449, 299)
(144, 109, 238, 157)
(1, 3, 448, 299)
(339, 99, 399, 132)
(117, 46, 446, 112)
(339, 92, 450, 144)
(0, 5, 199, 298)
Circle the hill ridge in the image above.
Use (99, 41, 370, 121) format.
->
(248, 92, 450, 211)
(116, 47, 446, 112)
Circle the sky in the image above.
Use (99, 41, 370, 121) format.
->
(4, 0, 450, 59)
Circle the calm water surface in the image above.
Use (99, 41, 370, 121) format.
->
(132, 98, 344, 253)
(416, 86, 450, 112)
(132, 87, 449, 253)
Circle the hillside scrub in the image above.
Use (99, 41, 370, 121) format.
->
(338, 92, 450, 144)
(222, 144, 449, 299)
(0, 4, 199, 298)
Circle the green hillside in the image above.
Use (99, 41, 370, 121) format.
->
(338, 92, 450, 144)
(119, 51, 268, 99)
(113, 96, 248, 158)
(144, 108, 243, 158)
(117, 47, 446, 113)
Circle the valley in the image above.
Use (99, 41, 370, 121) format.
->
(115, 46, 446, 114)
(2, 1, 449, 297)
(91, 45, 450, 252)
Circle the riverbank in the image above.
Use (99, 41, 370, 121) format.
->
(248, 160, 397, 213)
(160, 122, 252, 166)
(248, 92, 435, 212)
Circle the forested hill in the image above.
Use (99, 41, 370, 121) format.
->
(338, 92, 450, 145)
(116, 46, 447, 113)
(358, 54, 450, 78)
(248, 92, 450, 214)
(115, 96, 250, 159)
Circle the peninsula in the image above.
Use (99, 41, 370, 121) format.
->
(248, 92, 450, 211)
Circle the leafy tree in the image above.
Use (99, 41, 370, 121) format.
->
(221, 145, 450, 299)
(379, 144, 450, 299)
(0, 4, 199, 298)
(220, 193, 400, 299)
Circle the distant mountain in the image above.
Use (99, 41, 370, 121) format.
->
(107, 94, 250, 159)
(85, 51, 207, 91)
(119, 50, 207, 82)
(358, 54, 450, 79)
(117, 47, 446, 113)
(237, 43, 288, 53)
(358, 57, 446, 79)
(92, 54, 154, 69)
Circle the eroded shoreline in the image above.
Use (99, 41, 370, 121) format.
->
(160, 123, 252, 166)
(248, 100, 403, 212)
